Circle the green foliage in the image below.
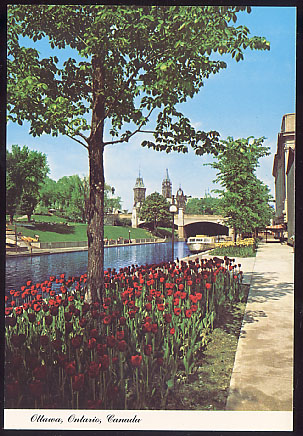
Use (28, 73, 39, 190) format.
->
(6, 145, 49, 222)
(208, 137, 273, 238)
(139, 192, 171, 231)
(38, 177, 58, 210)
(185, 196, 222, 215)
(115, 217, 132, 227)
(7, 5, 270, 155)
(38, 176, 121, 223)
(210, 245, 256, 257)
(7, 5, 270, 300)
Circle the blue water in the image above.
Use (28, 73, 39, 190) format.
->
(5, 242, 191, 293)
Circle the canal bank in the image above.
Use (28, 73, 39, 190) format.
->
(6, 238, 167, 258)
(6, 241, 191, 293)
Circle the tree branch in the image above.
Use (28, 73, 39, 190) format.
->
(103, 108, 154, 146)
(65, 132, 89, 149)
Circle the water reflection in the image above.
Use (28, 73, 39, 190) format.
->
(6, 242, 191, 293)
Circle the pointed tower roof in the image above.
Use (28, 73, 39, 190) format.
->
(163, 168, 171, 181)
(134, 170, 145, 188)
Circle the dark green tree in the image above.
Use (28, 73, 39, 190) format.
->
(6, 145, 49, 223)
(208, 136, 272, 240)
(38, 177, 58, 211)
(139, 192, 171, 232)
(7, 5, 270, 301)
(185, 196, 222, 215)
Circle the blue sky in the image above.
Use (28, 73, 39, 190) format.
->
(7, 6, 296, 211)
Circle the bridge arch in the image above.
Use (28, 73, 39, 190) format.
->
(184, 221, 229, 239)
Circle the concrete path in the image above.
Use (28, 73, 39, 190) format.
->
(226, 242, 294, 411)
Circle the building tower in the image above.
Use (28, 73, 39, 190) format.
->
(132, 171, 146, 228)
(162, 169, 172, 200)
(133, 171, 146, 208)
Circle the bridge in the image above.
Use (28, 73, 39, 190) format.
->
(119, 211, 233, 240)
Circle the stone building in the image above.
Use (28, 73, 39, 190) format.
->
(133, 171, 146, 208)
(132, 169, 189, 230)
(272, 113, 295, 244)
(132, 172, 146, 228)
(162, 169, 172, 201)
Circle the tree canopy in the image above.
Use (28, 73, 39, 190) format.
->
(7, 5, 270, 301)
(139, 192, 171, 231)
(38, 176, 121, 222)
(208, 136, 273, 239)
(185, 196, 222, 215)
(6, 145, 49, 222)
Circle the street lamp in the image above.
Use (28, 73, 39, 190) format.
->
(128, 229, 131, 244)
(169, 197, 178, 263)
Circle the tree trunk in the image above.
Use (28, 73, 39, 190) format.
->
(87, 140, 104, 303)
(87, 55, 106, 303)
(27, 214, 31, 222)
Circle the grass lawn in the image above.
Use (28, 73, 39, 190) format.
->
(9, 214, 154, 243)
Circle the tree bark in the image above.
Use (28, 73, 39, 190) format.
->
(87, 140, 104, 303)
(87, 55, 105, 303)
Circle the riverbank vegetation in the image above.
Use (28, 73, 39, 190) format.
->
(5, 255, 245, 410)
(209, 238, 257, 257)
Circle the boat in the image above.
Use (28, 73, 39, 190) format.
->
(186, 235, 222, 253)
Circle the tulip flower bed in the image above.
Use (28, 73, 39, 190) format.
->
(5, 256, 244, 410)
(210, 238, 256, 257)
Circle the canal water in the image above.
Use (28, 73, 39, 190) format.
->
(5, 242, 191, 293)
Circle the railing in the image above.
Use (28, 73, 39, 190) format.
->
(31, 238, 165, 250)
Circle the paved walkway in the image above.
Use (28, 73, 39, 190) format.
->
(225, 242, 294, 411)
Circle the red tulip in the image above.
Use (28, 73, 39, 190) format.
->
(72, 373, 84, 391)
(103, 315, 111, 325)
(65, 362, 76, 376)
(174, 308, 181, 316)
(144, 344, 152, 356)
(79, 317, 88, 328)
(151, 323, 158, 334)
(29, 379, 45, 397)
(71, 335, 82, 348)
(164, 313, 172, 323)
(117, 340, 127, 352)
(185, 309, 192, 318)
(131, 355, 142, 368)
(99, 355, 110, 371)
(14, 307, 23, 316)
(88, 361, 100, 378)
(116, 330, 124, 341)
(107, 335, 116, 348)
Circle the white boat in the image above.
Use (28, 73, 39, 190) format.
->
(186, 235, 219, 253)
